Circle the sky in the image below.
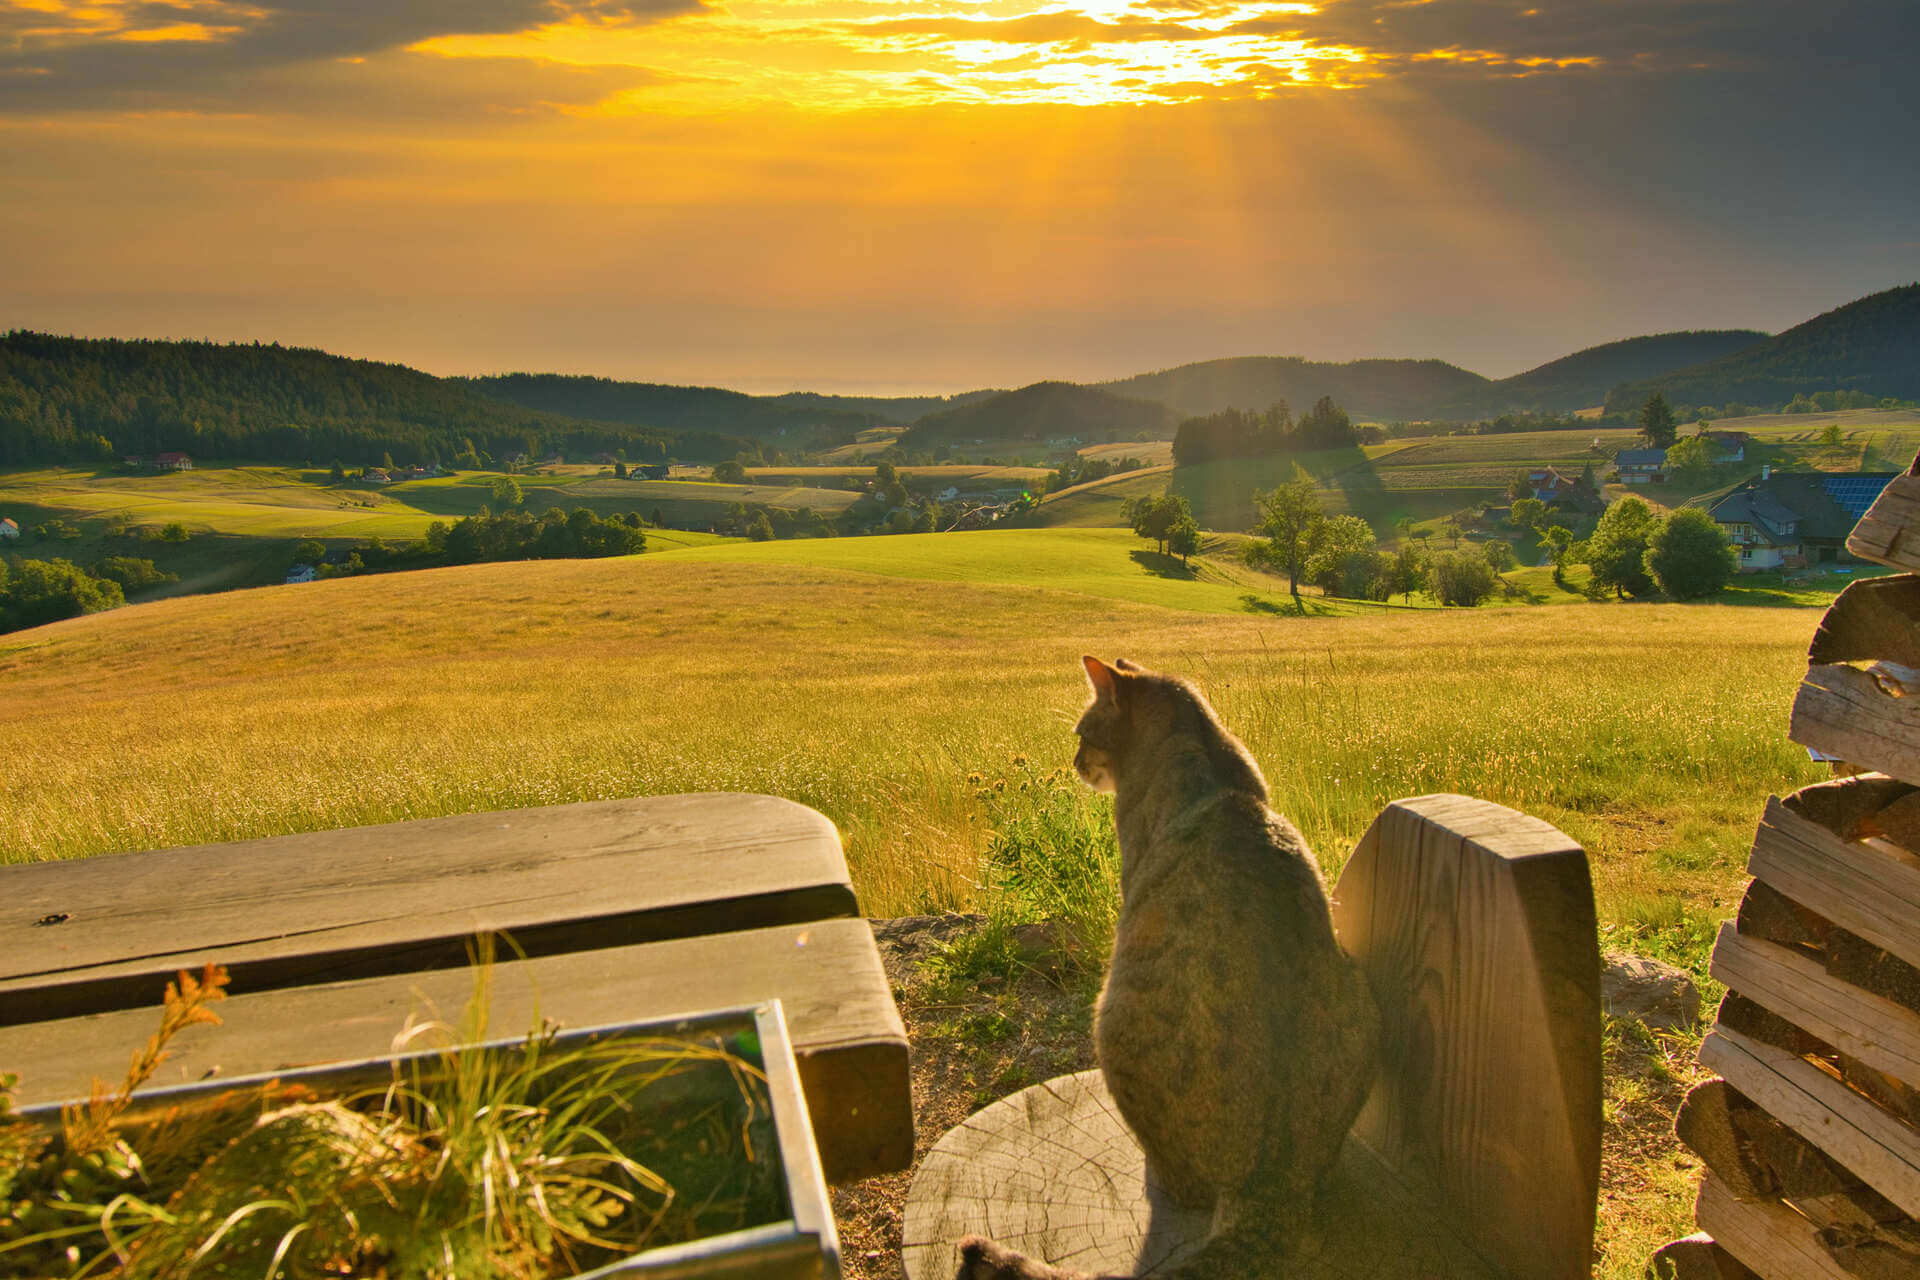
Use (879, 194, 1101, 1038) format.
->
(1, 1, 1916, 394)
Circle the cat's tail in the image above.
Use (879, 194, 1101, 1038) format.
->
(956, 1219, 1323, 1280)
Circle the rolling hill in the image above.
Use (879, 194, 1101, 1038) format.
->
(1605, 284, 1920, 413)
(900, 381, 1181, 446)
(1469, 330, 1769, 416)
(1098, 357, 1488, 422)
(458, 373, 894, 448)
(0, 332, 751, 467)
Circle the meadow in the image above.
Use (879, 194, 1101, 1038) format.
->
(0, 528, 1834, 1275)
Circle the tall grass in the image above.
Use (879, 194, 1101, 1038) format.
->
(0, 549, 1827, 1278)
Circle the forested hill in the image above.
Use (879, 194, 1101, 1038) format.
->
(1604, 285, 1920, 413)
(1469, 329, 1769, 416)
(767, 388, 1004, 423)
(0, 333, 751, 467)
(458, 373, 925, 445)
(899, 381, 1181, 446)
(1098, 356, 1490, 421)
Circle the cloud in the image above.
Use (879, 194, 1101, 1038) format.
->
(0, 0, 699, 113)
(1271, 0, 1920, 76)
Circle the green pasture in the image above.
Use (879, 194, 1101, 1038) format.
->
(1027, 467, 1172, 528)
(661, 526, 1360, 617)
(741, 464, 1051, 487)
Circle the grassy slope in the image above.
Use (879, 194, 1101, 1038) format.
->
(663, 526, 1345, 616)
(0, 545, 1827, 1275)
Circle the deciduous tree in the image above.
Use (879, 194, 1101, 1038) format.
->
(1646, 507, 1736, 599)
(1252, 474, 1324, 598)
(1585, 496, 1659, 598)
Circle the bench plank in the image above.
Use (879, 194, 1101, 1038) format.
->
(0, 793, 856, 1026)
(0, 918, 910, 1186)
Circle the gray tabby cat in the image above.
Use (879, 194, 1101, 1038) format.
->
(957, 656, 1380, 1280)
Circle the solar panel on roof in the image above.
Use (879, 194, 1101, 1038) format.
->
(1821, 476, 1893, 519)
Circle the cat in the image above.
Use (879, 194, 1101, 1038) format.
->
(957, 656, 1380, 1280)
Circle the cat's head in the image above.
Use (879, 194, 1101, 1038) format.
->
(1074, 655, 1266, 799)
(1073, 655, 1174, 792)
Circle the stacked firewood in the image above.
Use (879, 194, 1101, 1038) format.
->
(1653, 460, 1920, 1280)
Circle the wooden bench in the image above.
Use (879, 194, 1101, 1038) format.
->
(0, 792, 914, 1186)
(902, 794, 1602, 1280)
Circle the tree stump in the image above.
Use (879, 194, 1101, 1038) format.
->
(899, 1069, 1499, 1280)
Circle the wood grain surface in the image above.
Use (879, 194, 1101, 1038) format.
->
(0, 918, 911, 1185)
(1748, 795, 1920, 972)
(1694, 1177, 1855, 1280)
(1847, 470, 1920, 573)
(898, 1070, 1498, 1280)
(1331, 793, 1601, 1280)
(1789, 663, 1920, 788)
(0, 793, 856, 1025)
(1710, 923, 1920, 1086)
(1699, 1026, 1920, 1220)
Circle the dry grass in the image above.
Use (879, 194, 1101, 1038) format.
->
(0, 549, 1828, 1273)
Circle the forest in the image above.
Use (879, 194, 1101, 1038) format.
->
(0, 333, 751, 468)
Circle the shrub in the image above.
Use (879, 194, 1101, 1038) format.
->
(1645, 508, 1736, 599)
(1428, 550, 1498, 607)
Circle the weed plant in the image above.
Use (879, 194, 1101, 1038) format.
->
(0, 964, 778, 1279)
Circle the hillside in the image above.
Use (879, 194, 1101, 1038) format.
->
(901, 381, 1181, 446)
(1099, 356, 1490, 421)
(460, 372, 899, 448)
(1605, 283, 1920, 413)
(0, 332, 749, 467)
(1472, 330, 1769, 415)
(462, 376, 1004, 437)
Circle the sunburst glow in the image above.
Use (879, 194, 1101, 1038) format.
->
(414, 2, 1376, 111)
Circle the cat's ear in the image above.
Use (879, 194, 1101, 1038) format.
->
(1082, 654, 1121, 703)
(1113, 658, 1142, 672)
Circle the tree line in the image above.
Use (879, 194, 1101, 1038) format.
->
(1128, 470, 1738, 607)
(0, 555, 173, 634)
(0, 331, 751, 468)
(1171, 396, 1368, 467)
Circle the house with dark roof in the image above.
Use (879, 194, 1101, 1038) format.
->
(1701, 430, 1749, 463)
(1614, 449, 1668, 484)
(1706, 469, 1896, 571)
(1525, 466, 1603, 513)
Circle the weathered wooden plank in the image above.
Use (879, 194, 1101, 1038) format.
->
(0, 919, 911, 1186)
(1694, 1177, 1855, 1280)
(1807, 575, 1920, 668)
(1330, 793, 1601, 1280)
(0, 793, 857, 1026)
(1648, 1233, 1761, 1280)
(1749, 793, 1920, 973)
(1710, 923, 1920, 1087)
(1789, 663, 1920, 788)
(898, 1069, 1498, 1280)
(1847, 465, 1920, 573)
(1699, 1026, 1920, 1220)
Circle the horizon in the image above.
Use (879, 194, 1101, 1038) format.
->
(3, 2, 1915, 392)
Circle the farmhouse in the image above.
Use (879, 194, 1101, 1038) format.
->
(284, 564, 318, 584)
(0, 517, 18, 540)
(154, 452, 193, 471)
(1525, 467, 1603, 513)
(1701, 429, 1749, 463)
(1613, 449, 1667, 484)
(1706, 469, 1896, 571)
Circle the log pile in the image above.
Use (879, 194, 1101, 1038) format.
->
(1653, 472, 1920, 1280)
